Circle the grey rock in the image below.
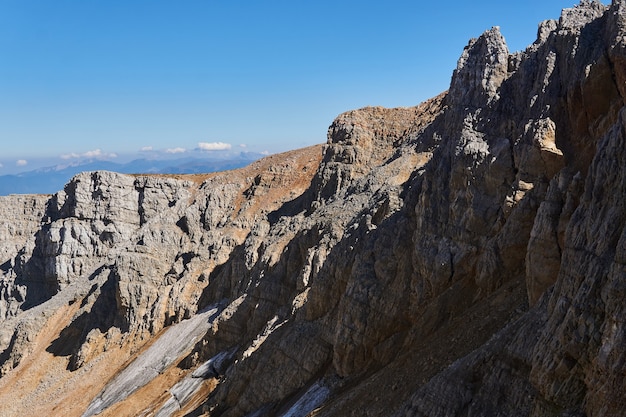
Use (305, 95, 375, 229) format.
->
(1, 2, 626, 417)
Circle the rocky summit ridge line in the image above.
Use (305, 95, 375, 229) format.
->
(1, 1, 626, 416)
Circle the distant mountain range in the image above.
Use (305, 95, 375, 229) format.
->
(0, 152, 264, 195)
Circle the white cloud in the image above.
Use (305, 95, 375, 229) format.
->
(239, 144, 248, 148)
(198, 142, 232, 151)
(140, 146, 153, 152)
(0, 163, 3, 168)
(60, 149, 117, 160)
(260, 150, 270, 155)
(83, 149, 102, 158)
(166, 147, 186, 154)
(16, 159, 28, 166)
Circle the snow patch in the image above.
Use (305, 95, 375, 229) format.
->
(279, 381, 330, 417)
(243, 315, 287, 359)
(81, 304, 222, 417)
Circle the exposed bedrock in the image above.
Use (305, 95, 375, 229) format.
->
(1, 2, 626, 417)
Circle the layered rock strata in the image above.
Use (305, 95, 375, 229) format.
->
(1, 1, 626, 416)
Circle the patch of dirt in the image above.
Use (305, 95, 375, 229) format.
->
(0, 303, 132, 417)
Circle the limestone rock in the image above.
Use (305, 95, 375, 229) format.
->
(0, 194, 48, 320)
(1, 2, 626, 417)
(449, 26, 509, 107)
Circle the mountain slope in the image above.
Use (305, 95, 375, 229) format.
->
(1, 1, 626, 416)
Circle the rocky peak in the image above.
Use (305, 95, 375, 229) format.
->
(312, 93, 444, 201)
(558, 0, 607, 31)
(2, 2, 626, 417)
(449, 26, 509, 107)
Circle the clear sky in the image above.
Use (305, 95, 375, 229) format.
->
(0, 1, 607, 173)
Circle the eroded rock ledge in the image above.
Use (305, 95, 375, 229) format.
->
(1, 1, 626, 416)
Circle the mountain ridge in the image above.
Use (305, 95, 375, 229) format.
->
(0, 1, 625, 416)
(0, 152, 264, 196)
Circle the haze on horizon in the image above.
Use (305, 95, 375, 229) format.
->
(0, 0, 605, 175)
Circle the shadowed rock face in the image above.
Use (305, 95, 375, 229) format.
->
(1, 1, 626, 416)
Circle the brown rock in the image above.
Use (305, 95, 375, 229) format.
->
(2, 2, 626, 417)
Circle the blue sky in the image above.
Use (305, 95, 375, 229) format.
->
(0, 1, 605, 173)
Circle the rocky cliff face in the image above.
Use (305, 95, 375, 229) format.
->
(1, 1, 626, 416)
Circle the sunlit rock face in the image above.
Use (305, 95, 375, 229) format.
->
(1, 1, 626, 417)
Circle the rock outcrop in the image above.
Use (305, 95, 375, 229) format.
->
(1, 1, 626, 416)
